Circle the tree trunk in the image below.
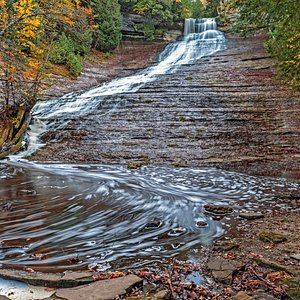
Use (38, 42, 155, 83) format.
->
(0, 105, 31, 158)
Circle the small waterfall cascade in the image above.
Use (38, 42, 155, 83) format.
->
(184, 17, 222, 40)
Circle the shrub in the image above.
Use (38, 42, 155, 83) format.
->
(49, 33, 84, 76)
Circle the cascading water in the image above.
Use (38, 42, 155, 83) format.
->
(0, 19, 298, 272)
(17, 18, 226, 158)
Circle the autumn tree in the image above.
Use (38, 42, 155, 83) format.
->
(230, 0, 300, 88)
(0, 0, 86, 157)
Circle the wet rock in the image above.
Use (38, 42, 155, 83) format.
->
(258, 230, 287, 243)
(239, 212, 264, 220)
(229, 291, 253, 300)
(282, 277, 300, 300)
(204, 205, 233, 215)
(207, 256, 245, 285)
(168, 227, 186, 237)
(145, 218, 162, 229)
(0, 269, 94, 288)
(256, 258, 298, 276)
(55, 274, 142, 300)
(213, 241, 239, 252)
(151, 289, 170, 300)
(127, 162, 144, 169)
(0, 296, 10, 300)
(195, 220, 208, 227)
(87, 263, 111, 272)
(1, 202, 12, 211)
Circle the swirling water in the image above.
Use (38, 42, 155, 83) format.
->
(0, 161, 298, 271)
(0, 19, 299, 272)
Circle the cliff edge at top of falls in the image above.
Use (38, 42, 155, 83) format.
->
(31, 32, 300, 181)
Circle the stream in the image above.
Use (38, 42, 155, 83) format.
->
(0, 18, 299, 273)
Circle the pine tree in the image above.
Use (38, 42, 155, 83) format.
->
(90, 0, 122, 52)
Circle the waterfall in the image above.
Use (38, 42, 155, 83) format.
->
(10, 18, 226, 159)
(185, 18, 218, 35)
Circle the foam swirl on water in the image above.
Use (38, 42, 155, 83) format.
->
(0, 162, 298, 271)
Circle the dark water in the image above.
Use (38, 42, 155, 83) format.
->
(0, 161, 298, 272)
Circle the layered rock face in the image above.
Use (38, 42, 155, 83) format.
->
(30, 34, 300, 180)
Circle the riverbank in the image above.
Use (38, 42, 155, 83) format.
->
(0, 208, 299, 299)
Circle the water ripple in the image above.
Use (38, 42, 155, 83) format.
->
(0, 161, 298, 271)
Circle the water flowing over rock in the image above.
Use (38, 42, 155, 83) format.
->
(21, 18, 225, 154)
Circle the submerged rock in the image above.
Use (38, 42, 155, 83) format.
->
(195, 220, 208, 227)
(145, 218, 162, 229)
(168, 227, 186, 237)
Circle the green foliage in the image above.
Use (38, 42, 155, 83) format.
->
(67, 53, 84, 77)
(188, 0, 205, 18)
(142, 23, 156, 40)
(90, 0, 122, 52)
(230, 0, 300, 88)
(64, 10, 93, 56)
(49, 33, 83, 76)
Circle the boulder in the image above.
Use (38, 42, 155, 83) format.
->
(258, 230, 287, 243)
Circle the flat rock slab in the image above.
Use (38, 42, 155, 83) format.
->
(204, 205, 233, 215)
(55, 274, 142, 300)
(0, 269, 94, 288)
(256, 258, 298, 276)
(239, 212, 264, 220)
(207, 256, 245, 284)
(291, 254, 300, 261)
